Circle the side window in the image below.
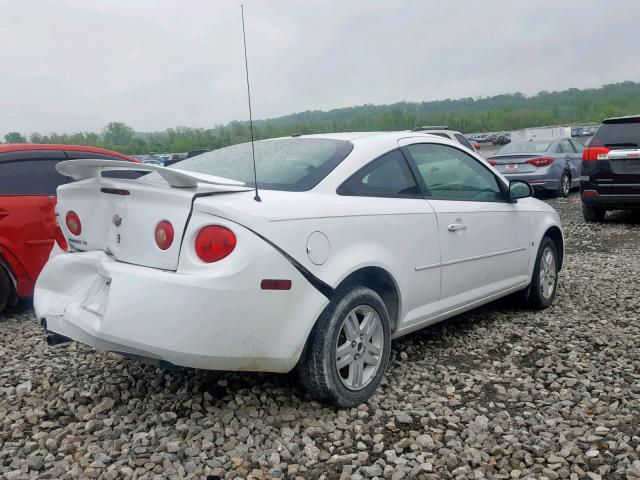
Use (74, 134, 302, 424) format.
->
(570, 139, 584, 153)
(454, 133, 475, 150)
(0, 160, 69, 195)
(405, 143, 505, 202)
(557, 140, 576, 153)
(338, 150, 421, 197)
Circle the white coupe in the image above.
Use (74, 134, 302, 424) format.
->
(35, 132, 563, 407)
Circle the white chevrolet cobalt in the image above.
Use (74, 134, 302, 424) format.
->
(35, 132, 563, 407)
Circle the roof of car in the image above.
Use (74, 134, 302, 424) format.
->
(603, 114, 640, 124)
(0, 144, 133, 160)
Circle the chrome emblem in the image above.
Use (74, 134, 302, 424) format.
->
(112, 214, 122, 227)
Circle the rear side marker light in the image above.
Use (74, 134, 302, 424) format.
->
(194, 225, 236, 262)
(66, 211, 82, 236)
(583, 190, 598, 197)
(526, 157, 554, 167)
(155, 220, 174, 250)
(488, 160, 497, 166)
(261, 279, 292, 290)
(583, 146, 610, 161)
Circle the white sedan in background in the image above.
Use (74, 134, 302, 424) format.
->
(35, 132, 563, 407)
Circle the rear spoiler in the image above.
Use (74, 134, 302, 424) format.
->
(56, 159, 248, 189)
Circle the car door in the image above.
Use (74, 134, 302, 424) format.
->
(0, 151, 69, 293)
(558, 139, 580, 183)
(336, 148, 442, 329)
(569, 140, 585, 186)
(400, 139, 531, 313)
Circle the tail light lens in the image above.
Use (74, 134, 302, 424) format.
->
(526, 157, 554, 167)
(155, 220, 174, 250)
(487, 160, 497, 166)
(583, 146, 610, 161)
(194, 225, 236, 263)
(54, 219, 68, 251)
(65, 211, 82, 236)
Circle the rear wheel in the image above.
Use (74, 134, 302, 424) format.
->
(298, 286, 391, 408)
(557, 171, 571, 198)
(0, 267, 12, 315)
(582, 203, 606, 222)
(528, 237, 559, 309)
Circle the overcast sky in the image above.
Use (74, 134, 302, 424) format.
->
(0, 0, 638, 136)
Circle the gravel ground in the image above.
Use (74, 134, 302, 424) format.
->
(1, 193, 639, 480)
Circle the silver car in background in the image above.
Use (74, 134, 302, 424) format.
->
(487, 138, 585, 197)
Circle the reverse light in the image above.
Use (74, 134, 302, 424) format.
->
(583, 146, 610, 161)
(65, 211, 82, 236)
(155, 220, 174, 250)
(194, 225, 237, 262)
(526, 157, 554, 167)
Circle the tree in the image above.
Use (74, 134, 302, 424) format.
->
(4, 132, 26, 143)
(102, 122, 134, 146)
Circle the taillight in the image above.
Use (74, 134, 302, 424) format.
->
(54, 219, 68, 251)
(194, 225, 236, 263)
(154, 220, 174, 250)
(65, 211, 82, 236)
(488, 160, 497, 166)
(526, 157, 554, 167)
(583, 146, 610, 161)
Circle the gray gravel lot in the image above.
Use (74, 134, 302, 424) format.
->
(1, 194, 639, 480)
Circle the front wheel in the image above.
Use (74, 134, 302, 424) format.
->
(298, 286, 391, 408)
(528, 237, 559, 309)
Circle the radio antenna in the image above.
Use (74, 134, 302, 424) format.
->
(241, 5, 261, 202)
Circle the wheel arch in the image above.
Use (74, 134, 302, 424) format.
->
(544, 226, 564, 270)
(334, 266, 401, 333)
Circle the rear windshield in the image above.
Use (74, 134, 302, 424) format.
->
(168, 138, 353, 191)
(590, 122, 640, 149)
(496, 140, 552, 154)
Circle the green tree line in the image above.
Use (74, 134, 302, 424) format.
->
(4, 81, 640, 155)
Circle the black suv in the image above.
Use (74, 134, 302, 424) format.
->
(581, 115, 640, 221)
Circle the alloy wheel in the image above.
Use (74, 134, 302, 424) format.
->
(335, 305, 384, 390)
(539, 247, 557, 299)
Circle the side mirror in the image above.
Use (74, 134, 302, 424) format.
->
(509, 180, 533, 201)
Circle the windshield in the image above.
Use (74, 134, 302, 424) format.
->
(166, 138, 353, 191)
(496, 140, 552, 154)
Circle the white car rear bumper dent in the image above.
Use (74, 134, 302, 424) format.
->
(34, 250, 328, 372)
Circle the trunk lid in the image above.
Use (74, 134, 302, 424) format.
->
(55, 160, 251, 271)
(488, 154, 542, 174)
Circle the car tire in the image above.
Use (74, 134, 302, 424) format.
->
(298, 285, 391, 408)
(557, 171, 571, 198)
(0, 267, 11, 315)
(582, 203, 606, 222)
(528, 237, 559, 310)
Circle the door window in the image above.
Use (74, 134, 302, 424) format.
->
(338, 149, 421, 197)
(453, 133, 475, 150)
(557, 140, 576, 153)
(570, 139, 585, 153)
(0, 160, 69, 195)
(405, 143, 505, 202)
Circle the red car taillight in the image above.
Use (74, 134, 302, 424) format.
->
(154, 220, 174, 250)
(526, 157, 554, 167)
(583, 146, 610, 161)
(54, 219, 68, 251)
(487, 160, 497, 166)
(194, 225, 236, 263)
(65, 211, 82, 236)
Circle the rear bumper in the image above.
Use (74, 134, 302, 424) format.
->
(34, 250, 328, 373)
(580, 181, 640, 208)
(501, 172, 560, 190)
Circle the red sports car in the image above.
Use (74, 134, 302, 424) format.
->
(0, 144, 138, 313)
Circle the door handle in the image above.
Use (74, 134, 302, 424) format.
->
(447, 223, 467, 232)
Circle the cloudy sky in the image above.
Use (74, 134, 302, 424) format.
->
(0, 0, 637, 136)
